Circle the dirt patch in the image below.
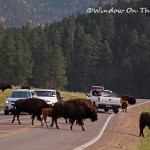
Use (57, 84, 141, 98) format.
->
(98, 101, 150, 150)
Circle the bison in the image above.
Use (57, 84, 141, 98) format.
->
(0, 82, 12, 92)
(41, 108, 53, 127)
(41, 108, 69, 127)
(122, 95, 136, 105)
(121, 100, 128, 113)
(50, 99, 98, 131)
(116, 95, 136, 105)
(12, 98, 49, 125)
(139, 112, 150, 137)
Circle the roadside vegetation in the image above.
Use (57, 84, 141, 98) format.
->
(131, 127, 150, 150)
(138, 127, 150, 150)
(0, 87, 15, 109)
(60, 91, 86, 101)
(123, 104, 150, 150)
(135, 107, 150, 150)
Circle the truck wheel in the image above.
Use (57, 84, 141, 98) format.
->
(4, 110, 9, 115)
(113, 109, 119, 114)
(104, 108, 109, 112)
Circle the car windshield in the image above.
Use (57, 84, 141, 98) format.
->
(35, 91, 54, 97)
(100, 91, 114, 97)
(10, 91, 31, 98)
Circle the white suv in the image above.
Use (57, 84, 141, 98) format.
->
(4, 89, 37, 115)
(35, 89, 58, 106)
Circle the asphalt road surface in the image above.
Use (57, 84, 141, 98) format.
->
(0, 99, 148, 150)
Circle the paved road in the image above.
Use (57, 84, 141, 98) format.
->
(0, 99, 148, 150)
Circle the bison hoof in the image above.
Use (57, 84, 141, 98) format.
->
(49, 124, 53, 127)
(82, 128, 85, 131)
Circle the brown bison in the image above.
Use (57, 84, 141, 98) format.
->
(121, 100, 128, 113)
(41, 108, 69, 127)
(116, 95, 136, 105)
(12, 98, 49, 125)
(50, 99, 98, 131)
(41, 108, 53, 127)
(139, 112, 150, 137)
(0, 82, 12, 92)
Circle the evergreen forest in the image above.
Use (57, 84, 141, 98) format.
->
(0, 0, 150, 98)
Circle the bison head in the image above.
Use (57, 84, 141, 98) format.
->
(90, 107, 98, 122)
(129, 96, 136, 105)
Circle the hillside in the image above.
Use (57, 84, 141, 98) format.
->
(0, 0, 117, 27)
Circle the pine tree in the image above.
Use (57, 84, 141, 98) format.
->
(50, 30, 67, 89)
(28, 27, 50, 88)
(102, 13, 115, 45)
(14, 34, 32, 85)
(0, 34, 16, 83)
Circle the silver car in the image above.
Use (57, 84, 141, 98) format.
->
(4, 89, 37, 115)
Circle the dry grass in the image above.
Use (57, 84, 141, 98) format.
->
(0, 86, 18, 109)
(60, 91, 86, 101)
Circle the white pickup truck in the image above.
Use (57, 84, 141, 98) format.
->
(86, 90, 122, 114)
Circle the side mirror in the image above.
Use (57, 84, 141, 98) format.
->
(86, 93, 90, 97)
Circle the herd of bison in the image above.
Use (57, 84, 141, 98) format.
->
(0, 82, 150, 137)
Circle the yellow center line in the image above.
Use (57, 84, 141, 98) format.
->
(0, 130, 14, 132)
(0, 122, 41, 138)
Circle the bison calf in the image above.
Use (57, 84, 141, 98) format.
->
(121, 100, 128, 113)
(41, 108, 53, 127)
(41, 108, 69, 127)
(139, 112, 150, 137)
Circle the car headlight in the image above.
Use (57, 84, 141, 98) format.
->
(5, 100, 9, 104)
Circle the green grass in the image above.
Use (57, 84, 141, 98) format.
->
(131, 106, 150, 150)
(136, 106, 150, 150)
(141, 108, 150, 112)
(130, 128, 150, 150)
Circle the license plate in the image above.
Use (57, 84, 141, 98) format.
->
(106, 105, 112, 107)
